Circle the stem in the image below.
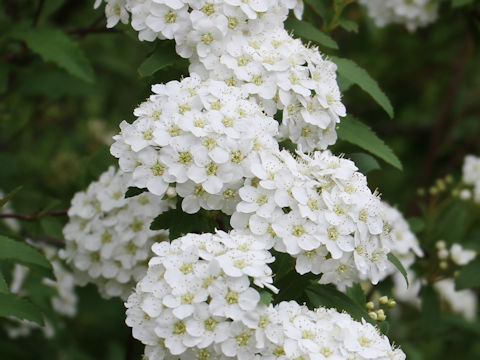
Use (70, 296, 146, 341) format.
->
(0, 209, 68, 221)
(325, 0, 356, 33)
(33, 0, 46, 27)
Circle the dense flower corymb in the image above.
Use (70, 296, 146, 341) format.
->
(61, 166, 173, 299)
(126, 231, 406, 360)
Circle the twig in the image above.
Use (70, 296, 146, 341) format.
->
(0, 209, 68, 221)
(67, 26, 121, 37)
(417, 34, 473, 188)
(33, 0, 46, 27)
(25, 235, 65, 248)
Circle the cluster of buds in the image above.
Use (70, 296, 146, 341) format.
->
(366, 295, 396, 322)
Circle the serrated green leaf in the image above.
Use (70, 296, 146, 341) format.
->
(285, 18, 339, 50)
(0, 186, 22, 209)
(452, 0, 473, 7)
(138, 42, 179, 77)
(0, 293, 44, 325)
(0, 236, 52, 270)
(331, 56, 394, 118)
(10, 27, 94, 82)
(387, 253, 409, 287)
(0, 273, 8, 293)
(125, 187, 148, 198)
(348, 153, 381, 174)
(306, 284, 375, 325)
(337, 117, 402, 170)
(456, 258, 480, 290)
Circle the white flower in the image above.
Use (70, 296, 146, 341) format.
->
(450, 243, 476, 266)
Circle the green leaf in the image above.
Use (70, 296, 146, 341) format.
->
(0, 236, 52, 270)
(0, 186, 22, 209)
(432, 200, 468, 244)
(387, 253, 409, 287)
(346, 283, 366, 306)
(0, 273, 8, 293)
(285, 18, 339, 50)
(456, 258, 480, 290)
(10, 27, 94, 82)
(259, 291, 273, 305)
(339, 19, 359, 33)
(420, 285, 441, 335)
(0, 293, 44, 325)
(306, 284, 375, 325)
(40, 217, 64, 238)
(150, 206, 216, 240)
(337, 117, 403, 170)
(407, 217, 425, 234)
(377, 320, 390, 335)
(125, 187, 148, 198)
(138, 42, 179, 77)
(452, 0, 473, 7)
(348, 153, 381, 174)
(331, 56, 394, 118)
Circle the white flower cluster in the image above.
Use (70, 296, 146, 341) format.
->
(434, 278, 477, 321)
(436, 240, 477, 267)
(97, 0, 344, 151)
(126, 231, 405, 360)
(61, 166, 173, 299)
(359, 0, 438, 31)
(231, 150, 389, 287)
(111, 75, 279, 213)
(462, 154, 480, 203)
(4, 244, 77, 339)
(376, 202, 424, 306)
(377, 201, 423, 279)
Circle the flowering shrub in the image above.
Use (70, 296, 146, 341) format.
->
(0, 1, 479, 360)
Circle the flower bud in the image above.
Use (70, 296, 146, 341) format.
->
(376, 309, 386, 322)
(439, 261, 448, 270)
(379, 296, 389, 305)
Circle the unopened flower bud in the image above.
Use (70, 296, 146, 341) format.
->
(368, 311, 378, 321)
(438, 249, 449, 260)
(379, 296, 388, 305)
(436, 240, 446, 250)
(376, 309, 386, 322)
(366, 301, 375, 310)
(387, 299, 396, 308)
(459, 189, 471, 200)
(439, 261, 448, 270)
